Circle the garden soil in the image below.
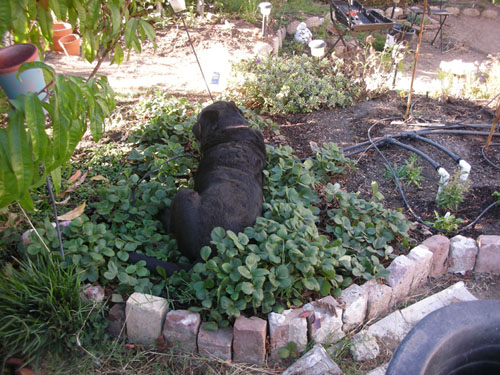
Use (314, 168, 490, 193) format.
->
(44, 3, 500, 296)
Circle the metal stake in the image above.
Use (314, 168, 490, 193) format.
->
(485, 99, 500, 154)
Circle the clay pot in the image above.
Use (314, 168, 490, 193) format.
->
(52, 22, 72, 52)
(58, 34, 81, 56)
(0, 43, 46, 100)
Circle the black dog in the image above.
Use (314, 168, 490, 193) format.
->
(130, 101, 266, 275)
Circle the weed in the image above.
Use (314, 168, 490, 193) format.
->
(426, 211, 464, 233)
(436, 170, 470, 211)
(384, 154, 424, 188)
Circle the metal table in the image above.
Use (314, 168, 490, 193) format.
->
(411, 7, 451, 52)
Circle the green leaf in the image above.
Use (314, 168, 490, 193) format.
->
(108, 1, 122, 35)
(200, 246, 211, 261)
(241, 282, 255, 295)
(237, 266, 252, 279)
(139, 19, 156, 43)
(203, 322, 218, 331)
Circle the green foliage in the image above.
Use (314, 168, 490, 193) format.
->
(0, 63, 115, 211)
(0, 253, 106, 365)
(1, 0, 156, 65)
(226, 55, 362, 115)
(494, 191, 500, 205)
(324, 181, 410, 279)
(384, 154, 424, 188)
(279, 341, 299, 359)
(436, 171, 470, 211)
(426, 211, 464, 233)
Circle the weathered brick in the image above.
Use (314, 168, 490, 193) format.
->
(283, 344, 343, 375)
(340, 283, 368, 332)
(197, 323, 232, 360)
(361, 279, 392, 320)
(126, 292, 168, 345)
(268, 308, 308, 360)
(233, 316, 267, 365)
(163, 310, 200, 353)
(448, 235, 478, 274)
(385, 255, 416, 307)
(407, 245, 433, 290)
(475, 235, 500, 274)
(303, 296, 344, 345)
(422, 235, 450, 277)
(106, 303, 126, 338)
(400, 281, 477, 326)
(350, 331, 379, 361)
(367, 310, 411, 350)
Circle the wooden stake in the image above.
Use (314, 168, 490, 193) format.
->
(485, 99, 500, 154)
(405, 0, 428, 120)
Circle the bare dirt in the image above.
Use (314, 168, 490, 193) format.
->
(43, 2, 500, 240)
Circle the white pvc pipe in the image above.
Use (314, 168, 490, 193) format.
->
(459, 159, 471, 181)
(437, 167, 450, 194)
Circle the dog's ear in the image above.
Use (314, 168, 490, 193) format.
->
(194, 109, 219, 142)
(230, 101, 244, 117)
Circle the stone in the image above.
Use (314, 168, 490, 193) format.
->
(422, 235, 450, 278)
(367, 310, 411, 350)
(407, 245, 433, 290)
(385, 7, 403, 18)
(400, 281, 477, 326)
(475, 235, 500, 274)
(126, 292, 169, 345)
(233, 316, 267, 365)
(462, 8, 480, 17)
(303, 296, 345, 345)
(448, 235, 478, 274)
(482, 9, 498, 19)
(340, 284, 368, 332)
(268, 308, 308, 360)
(197, 323, 233, 360)
(385, 255, 416, 307)
(366, 363, 389, 375)
(287, 20, 301, 36)
(21, 229, 34, 245)
(350, 331, 380, 361)
(163, 310, 201, 353)
(445, 7, 460, 16)
(272, 36, 280, 56)
(254, 42, 273, 57)
(106, 303, 126, 338)
(283, 344, 343, 375)
(361, 279, 392, 321)
(305, 16, 324, 28)
(82, 284, 105, 303)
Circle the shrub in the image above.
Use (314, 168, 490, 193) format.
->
(226, 55, 362, 115)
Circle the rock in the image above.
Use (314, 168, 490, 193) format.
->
(126, 292, 169, 345)
(366, 363, 389, 375)
(82, 284, 105, 303)
(462, 8, 480, 17)
(445, 7, 460, 16)
(361, 279, 392, 320)
(106, 303, 126, 339)
(162, 310, 201, 353)
(385, 7, 403, 19)
(305, 16, 324, 28)
(283, 344, 343, 375)
(268, 308, 308, 360)
(407, 245, 433, 290)
(482, 9, 498, 19)
(233, 316, 267, 365)
(340, 284, 368, 332)
(350, 331, 380, 361)
(367, 310, 411, 350)
(254, 42, 273, 57)
(197, 323, 233, 360)
(385, 255, 417, 307)
(287, 20, 301, 36)
(475, 235, 500, 274)
(422, 235, 450, 278)
(303, 296, 345, 345)
(272, 36, 280, 56)
(448, 235, 478, 274)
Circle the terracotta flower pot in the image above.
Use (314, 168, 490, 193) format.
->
(52, 22, 72, 52)
(0, 43, 46, 100)
(58, 34, 81, 56)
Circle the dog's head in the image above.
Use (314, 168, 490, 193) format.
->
(193, 101, 247, 143)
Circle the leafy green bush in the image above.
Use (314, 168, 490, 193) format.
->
(226, 55, 362, 115)
(0, 254, 105, 365)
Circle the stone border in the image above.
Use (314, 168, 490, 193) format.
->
(105, 234, 499, 372)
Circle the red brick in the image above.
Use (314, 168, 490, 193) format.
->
(422, 235, 450, 278)
(475, 235, 500, 274)
(233, 316, 267, 365)
(198, 323, 233, 360)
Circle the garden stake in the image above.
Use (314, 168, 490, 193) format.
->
(405, 0, 428, 120)
(484, 98, 500, 154)
(46, 176, 65, 260)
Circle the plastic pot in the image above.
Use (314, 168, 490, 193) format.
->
(170, 0, 186, 12)
(387, 300, 500, 375)
(52, 22, 72, 51)
(0, 43, 46, 100)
